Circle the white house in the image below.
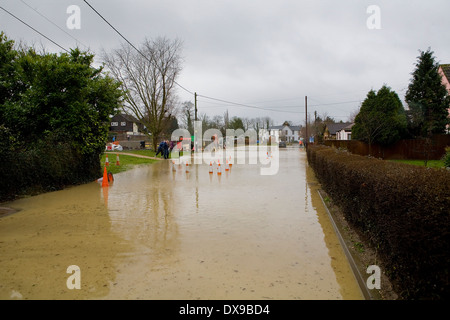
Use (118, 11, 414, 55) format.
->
(325, 122, 353, 140)
(336, 123, 354, 140)
(269, 123, 302, 142)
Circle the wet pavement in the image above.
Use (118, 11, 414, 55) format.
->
(0, 148, 363, 300)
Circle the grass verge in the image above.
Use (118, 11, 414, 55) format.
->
(389, 159, 445, 168)
(115, 149, 158, 157)
(101, 152, 158, 175)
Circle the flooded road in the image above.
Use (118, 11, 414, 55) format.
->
(0, 148, 363, 300)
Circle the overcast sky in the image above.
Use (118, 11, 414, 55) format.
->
(1, 0, 450, 125)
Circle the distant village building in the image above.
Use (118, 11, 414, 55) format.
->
(109, 113, 142, 135)
(336, 123, 354, 141)
(269, 122, 302, 142)
(324, 122, 354, 140)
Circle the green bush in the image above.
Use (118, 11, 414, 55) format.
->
(307, 145, 450, 299)
(0, 32, 122, 202)
(0, 129, 102, 201)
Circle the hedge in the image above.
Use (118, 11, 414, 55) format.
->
(0, 128, 102, 202)
(307, 145, 450, 299)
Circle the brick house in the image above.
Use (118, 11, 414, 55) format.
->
(109, 113, 142, 135)
(438, 64, 450, 133)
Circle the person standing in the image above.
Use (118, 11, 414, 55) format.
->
(163, 140, 169, 159)
(156, 140, 165, 157)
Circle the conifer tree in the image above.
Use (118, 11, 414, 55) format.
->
(353, 85, 407, 155)
(405, 49, 450, 137)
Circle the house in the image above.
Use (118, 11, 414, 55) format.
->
(438, 64, 450, 133)
(109, 113, 142, 135)
(336, 123, 354, 140)
(269, 123, 302, 143)
(324, 122, 353, 140)
(439, 64, 450, 92)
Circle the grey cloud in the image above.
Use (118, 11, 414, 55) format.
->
(1, 0, 449, 124)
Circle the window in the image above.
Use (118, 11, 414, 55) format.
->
(111, 122, 118, 126)
(121, 122, 126, 126)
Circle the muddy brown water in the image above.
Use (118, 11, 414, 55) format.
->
(0, 148, 363, 300)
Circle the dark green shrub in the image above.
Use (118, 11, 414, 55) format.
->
(0, 128, 102, 202)
(0, 33, 122, 202)
(307, 145, 450, 299)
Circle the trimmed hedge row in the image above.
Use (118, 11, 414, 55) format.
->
(0, 129, 102, 202)
(307, 145, 450, 299)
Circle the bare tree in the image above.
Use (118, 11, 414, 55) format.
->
(348, 106, 360, 123)
(211, 115, 224, 135)
(353, 107, 386, 156)
(199, 113, 211, 132)
(243, 117, 254, 131)
(223, 110, 230, 130)
(103, 37, 183, 150)
(263, 116, 273, 129)
(179, 101, 194, 133)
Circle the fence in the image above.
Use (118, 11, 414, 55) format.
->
(323, 135, 450, 160)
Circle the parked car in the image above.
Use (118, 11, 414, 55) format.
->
(279, 141, 287, 148)
(105, 143, 123, 151)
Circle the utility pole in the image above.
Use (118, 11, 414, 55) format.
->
(194, 92, 198, 121)
(305, 96, 308, 147)
(194, 92, 198, 153)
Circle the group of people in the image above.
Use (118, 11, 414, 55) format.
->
(156, 136, 192, 159)
(155, 140, 174, 159)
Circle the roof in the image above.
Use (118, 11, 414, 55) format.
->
(111, 113, 140, 123)
(269, 124, 301, 131)
(440, 64, 450, 82)
(342, 123, 354, 131)
(269, 125, 284, 130)
(326, 122, 353, 135)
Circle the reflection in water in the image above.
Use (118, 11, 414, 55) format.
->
(305, 161, 363, 299)
(0, 149, 363, 300)
(0, 183, 130, 299)
(103, 149, 363, 299)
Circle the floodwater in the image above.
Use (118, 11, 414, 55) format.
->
(0, 148, 363, 300)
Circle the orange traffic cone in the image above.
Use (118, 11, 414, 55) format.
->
(217, 162, 222, 175)
(229, 156, 232, 168)
(102, 166, 109, 187)
(225, 160, 229, 171)
(116, 154, 120, 166)
(185, 162, 190, 173)
(209, 162, 213, 174)
(172, 160, 177, 172)
(105, 155, 109, 166)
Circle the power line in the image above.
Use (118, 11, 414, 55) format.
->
(82, 0, 195, 96)
(198, 95, 362, 112)
(81, 0, 362, 117)
(308, 99, 362, 107)
(19, 0, 89, 49)
(0, 5, 69, 53)
(197, 94, 304, 114)
(197, 100, 302, 114)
